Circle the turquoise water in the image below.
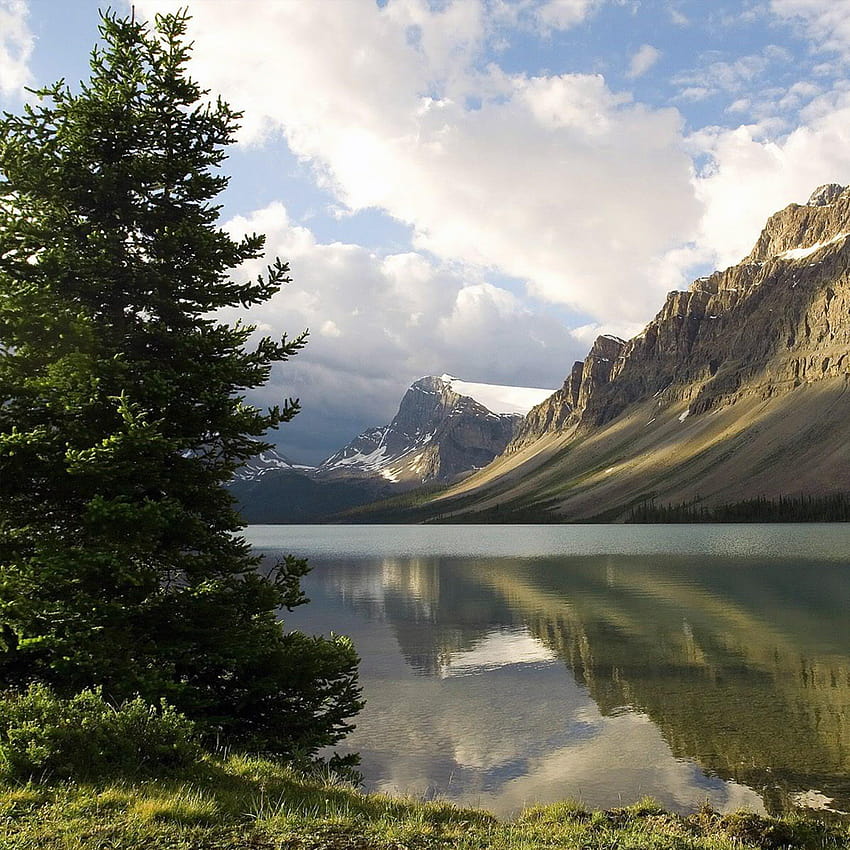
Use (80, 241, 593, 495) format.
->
(246, 524, 850, 818)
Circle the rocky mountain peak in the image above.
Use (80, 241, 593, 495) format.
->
(430, 182, 850, 522)
(807, 183, 846, 206)
(577, 334, 625, 410)
(590, 334, 626, 356)
(746, 184, 850, 263)
(510, 333, 625, 450)
(320, 374, 553, 483)
(232, 448, 315, 482)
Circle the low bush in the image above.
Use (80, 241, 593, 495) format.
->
(0, 683, 200, 781)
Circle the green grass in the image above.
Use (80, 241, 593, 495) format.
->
(1, 755, 848, 849)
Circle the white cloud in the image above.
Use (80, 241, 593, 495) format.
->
(776, 80, 822, 112)
(319, 319, 342, 338)
(127, 0, 850, 462)
(687, 89, 850, 271)
(673, 46, 790, 103)
(772, 0, 850, 58)
(569, 319, 640, 347)
(671, 42, 823, 129)
(675, 86, 712, 103)
(0, 0, 32, 99)
(627, 44, 661, 79)
(668, 3, 689, 26)
(221, 203, 581, 462)
(536, 0, 602, 30)
(137, 0, 700, 328)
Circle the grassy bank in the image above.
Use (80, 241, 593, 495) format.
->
(2, 754, 848, 850)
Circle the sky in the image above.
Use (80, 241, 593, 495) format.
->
(3, 0, 850, 463)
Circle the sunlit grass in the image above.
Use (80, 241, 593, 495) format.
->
(0, 754, 847, 849)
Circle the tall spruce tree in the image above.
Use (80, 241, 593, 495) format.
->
(0, 11, 362, 760)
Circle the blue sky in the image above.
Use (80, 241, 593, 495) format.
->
(3, 0, 850, 462)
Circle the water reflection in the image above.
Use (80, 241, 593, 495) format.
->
(437, 628, 556, 679)
(266, 536, 850, 818)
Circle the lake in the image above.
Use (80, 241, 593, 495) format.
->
(245, 524, 850, 819)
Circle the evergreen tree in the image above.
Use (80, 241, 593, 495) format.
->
(0, 11, 362, 760)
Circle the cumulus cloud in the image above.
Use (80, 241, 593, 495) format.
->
(136, 0, 699, 327)
(0, 0, 32, 99)
(221, 203, 582, 462)
(124, 0, 850, 460)
(627, 44, 661, 79)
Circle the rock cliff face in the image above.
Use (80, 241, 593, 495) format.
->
(320, 375, 536, 483)
(512, 335, 624, 449)
(429, 185, 850, 520)
(515, 184, 850, 448)
(590, 184, 850, 425)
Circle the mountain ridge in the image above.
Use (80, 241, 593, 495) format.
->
(401, 183, 850, 522)
(231, 374, 555, 521)
(235, 184, 850, 524)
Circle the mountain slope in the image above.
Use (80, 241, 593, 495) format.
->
(424, 184, 850, 521)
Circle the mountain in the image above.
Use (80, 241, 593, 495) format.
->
(410, 183, 850, 521)
(319, 374, 554, 485)
(228, 467, 392, 524)
(230, 374, 554, 522)
(231, 448, 316, 483)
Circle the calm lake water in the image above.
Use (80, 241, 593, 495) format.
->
(245, 524, 850, 819)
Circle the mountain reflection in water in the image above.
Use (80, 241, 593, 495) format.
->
(251, 525, 850, 819)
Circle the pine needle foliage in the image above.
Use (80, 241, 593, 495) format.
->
(0, 10, 362, 760)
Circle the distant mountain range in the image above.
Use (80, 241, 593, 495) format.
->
(235, 183, 850, 523)
(230, 374, 554, 522)
(235, 450, 316, 483)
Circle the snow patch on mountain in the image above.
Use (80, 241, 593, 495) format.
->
(778, 231, 850, 260)
(438, 374, 555, 416)
(234, 449, 316, 482)
(329, 444, 390, 471)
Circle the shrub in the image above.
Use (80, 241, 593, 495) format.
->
(0, 684, 200, 781)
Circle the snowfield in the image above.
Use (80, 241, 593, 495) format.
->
(439, 374, 555, 416)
